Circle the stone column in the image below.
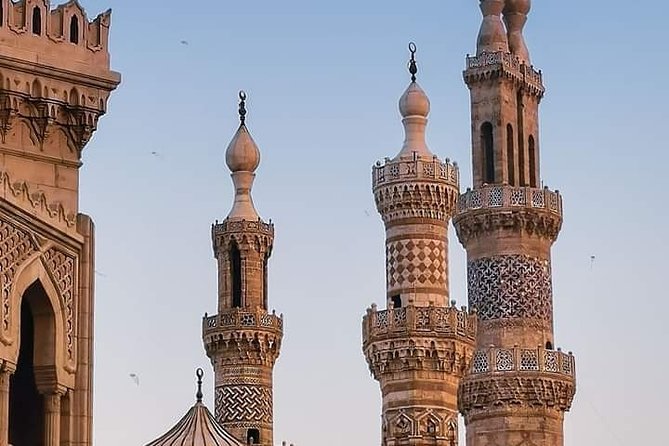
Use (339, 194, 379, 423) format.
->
(0, 363, 14, 446)
(43, 391, 63, 446)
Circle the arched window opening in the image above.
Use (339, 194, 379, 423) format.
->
(69, 16, 79, 44)
(31, 7, 41, 35)
(9, 282, 54, 445)
(546, 341, 553, 350)
(230, 243, 242, 308)
(247, 428, 260, 444)
(0, 3, 4, 27)
(516, 91, 526, 186)
(481, 122, 495, 183)
(390, 295, 402, 309)
(506, 124, 515, 186)
(529, 135, 537, 188)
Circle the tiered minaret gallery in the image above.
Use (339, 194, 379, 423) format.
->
(203, 92, 283, 446)
(454, 1, 576, 445)
(362, 45, 476, 446)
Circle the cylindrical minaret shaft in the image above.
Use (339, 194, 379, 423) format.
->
(203, 92, 283, 446)
(455, 3, 576, 445)
(362, 44, 476, 446)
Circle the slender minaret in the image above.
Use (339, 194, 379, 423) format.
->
(362, 44, 476, 446)
(202, 92, 283, 446)
(454, 2, 576, 445)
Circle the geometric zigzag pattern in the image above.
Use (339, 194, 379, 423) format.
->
(468, 254, 553, 322)
(215, 385, 273, 424)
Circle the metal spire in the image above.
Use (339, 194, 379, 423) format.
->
(196, 368, 204, 403)
(408, 42, 418, 83)
(238, 90, 247, 125)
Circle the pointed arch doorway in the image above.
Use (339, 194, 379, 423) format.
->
(9, 280, 58, 445)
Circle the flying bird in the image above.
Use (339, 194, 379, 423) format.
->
(590, 255, 596, 270)
(180, 40, 189, 46)
(129, 373, 140, 386)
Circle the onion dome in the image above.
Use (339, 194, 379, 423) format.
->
(395, 43, 434, 159)
(477, 0, 509, 55)
(225, 91, 262, 221)
(503, 0, 531, 63)
(145, 369, 244, 446)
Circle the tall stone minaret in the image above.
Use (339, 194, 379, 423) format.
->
(454, 1, 576, 445)
(362, 44, 476, 446)
(202, 92, 283, 446)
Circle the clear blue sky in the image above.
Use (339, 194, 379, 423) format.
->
(78, 0, 667, 444)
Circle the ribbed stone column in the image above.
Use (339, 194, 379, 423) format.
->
(43, 391, 62, 446)
(0, 365, 12, 446)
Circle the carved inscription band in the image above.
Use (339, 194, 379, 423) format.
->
(467, 254, 553, 322)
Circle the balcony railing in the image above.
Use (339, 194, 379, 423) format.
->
(202, 308, 283, 335)
(457, 185, 562, 216)
(363, 304, 476, 342)
(470, 346, 575, 377)
(372, 156, 459, 189)
(465, 51, 543, 92)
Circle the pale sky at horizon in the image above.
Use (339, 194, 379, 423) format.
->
(74, 0, 669, 444)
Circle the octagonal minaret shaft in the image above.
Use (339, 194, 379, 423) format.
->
(454, 2, 576, 445)
(203, 92, 283, 446)
(362, 44, 476, 446)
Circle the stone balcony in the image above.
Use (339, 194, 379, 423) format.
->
(202, 308, 283, 339)
(457, 185, 563, 217)
(362, 304, 477, 345)
(464, 51, 544, 96)
(372, 155, 459, 190)
(470, 346, 575, 378)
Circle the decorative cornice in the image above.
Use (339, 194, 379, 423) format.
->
(211, 218, 274, 257)
(453, 193, 563, 245)
(0, 171, 76, 230)
(464, 51, 544, 97)
(459, 373, 576, 416)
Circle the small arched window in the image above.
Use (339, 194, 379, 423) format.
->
(31, 7, 41, 35)
(0, 3, 4, 27)
(230, 243, 242, 308)
(506, 124, 515, 186)
(529, 135, 537, 187)
(69, 16, 79, 44)
(546, 341, 553, 350)
(262, 252, 269, 310)
(247, 429, 260, 444)
(390, 295, 402, 309)
(481, 122, 495, 183)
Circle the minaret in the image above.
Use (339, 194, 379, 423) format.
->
(202, 92, 283, 446)
(362, 44, 476, 446)
(454, 2, 576, 445)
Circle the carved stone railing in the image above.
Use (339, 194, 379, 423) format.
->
(457, 185, 562, 217)
(372, 155, 459, 189)
(470, 346, 575, 377)
(212, 218, 274, 236)
(464, 51, 544, 95)
(363, 304, 477, 343)
(202, 308, 283, 336)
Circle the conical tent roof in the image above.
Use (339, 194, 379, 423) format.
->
(145, 370, 244, 446)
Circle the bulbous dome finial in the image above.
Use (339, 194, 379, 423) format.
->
(225, 91, 261, 174)
(399, 43, 430, 119)
(395, 43, 433, 159)
(224, 91, 262, 221)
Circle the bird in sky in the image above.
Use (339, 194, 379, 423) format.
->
(129, 373, 140, 386)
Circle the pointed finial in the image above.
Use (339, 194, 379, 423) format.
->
(408, 42, 418, 83)
(196, 368, 204, 403)
(238, 90, 247, 125)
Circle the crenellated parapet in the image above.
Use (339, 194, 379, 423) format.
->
(0, 1, 114, 71)
(373, 155, 459, 225)
(465, 51, 544, 97)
